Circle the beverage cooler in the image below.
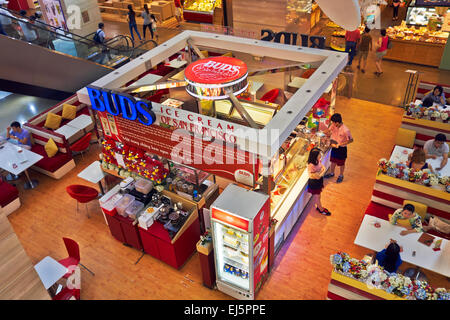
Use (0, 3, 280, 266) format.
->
(211, 184, 269, 300)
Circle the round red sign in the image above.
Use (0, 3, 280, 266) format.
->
(185, 56, 248, 85)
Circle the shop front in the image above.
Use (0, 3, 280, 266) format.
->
(76, 30, 346, 299)
(383, 0, 449, 67)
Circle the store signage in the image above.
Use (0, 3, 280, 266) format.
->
(260, 29, 326, 49)
(185, 57, 249, 100)
(185, 57, 248, 84)
(211, 207, 250, 232)
(87, 86, 156, 126)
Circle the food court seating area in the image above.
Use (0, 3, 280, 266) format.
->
(0, 180, 20, 217)
(415, 81, 450, 102)
(22, 95, 95, 179)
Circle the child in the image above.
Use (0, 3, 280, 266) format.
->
(307, 148, 331, 216)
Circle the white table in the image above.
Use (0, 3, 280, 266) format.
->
(166, 60, 187, 69)
(55, 124, 84, 144)
(354, 214, 450, 277)
(390, 145, 450, 176)
(66, 114, 94, 134)
(131, 73, 163, 87)
(288, 77, 307, 89)
(34, 256, 68, 290)
(0, 141, 43, 189)
(77, 160, 106, 194)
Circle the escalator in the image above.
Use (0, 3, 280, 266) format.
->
(0, 7, 157, 94)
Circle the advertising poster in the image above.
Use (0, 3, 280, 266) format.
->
(252, 198, 269, 293)
(96, 109, 259, 187)
(41, 0, 68, 30)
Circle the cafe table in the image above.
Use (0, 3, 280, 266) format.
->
(66, 114, 94, 134)
(288, 77, 308, 89)
(166, 59, 187, 69)
(389, 145, 450, 177)
(34, 256, 68, 290)
(55, 124, 84, 144)
(354, 214, 450, 278)
(0, 141, 43, 189)
(77, 160, 106, 195)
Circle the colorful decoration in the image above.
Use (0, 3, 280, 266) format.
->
(405, 103, 450, 123)
(377, 158, 449, 191)
(101, 139, 168, 184)
(330, 252, 450, 300)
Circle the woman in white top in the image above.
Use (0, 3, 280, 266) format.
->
(141, 4, 152, 40)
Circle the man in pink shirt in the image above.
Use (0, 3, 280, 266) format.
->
(345, 29, 361, 71)
(324, 113, 353, 183)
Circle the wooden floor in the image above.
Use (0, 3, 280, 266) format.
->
(6, 96, 449, 300)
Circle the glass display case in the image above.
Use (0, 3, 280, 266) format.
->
(183, 0, 220, 13)
(167, 162, 217, 202)
(386, 23, 449, 43)
(214, 99, 279, 128)
(406, 6, 449, 27)
(270, 136, 310, 213)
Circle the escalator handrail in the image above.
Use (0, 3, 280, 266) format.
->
(0, 8, 133, 53)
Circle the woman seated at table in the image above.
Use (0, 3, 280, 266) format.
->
(423, 85, 446, 106)
(406, 148, 433, 172)
(375, 239, 403, 274)
(389, 204, 424, 236)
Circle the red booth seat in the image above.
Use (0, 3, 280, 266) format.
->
(31, 144, 73, 173)
(415, 81, 450, 100)
(0, 181, 20, 216)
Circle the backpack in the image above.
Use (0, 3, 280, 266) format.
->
(93, 30, 102, 44)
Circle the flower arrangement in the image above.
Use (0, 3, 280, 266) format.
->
(330, 252, 449, 300)
(377, 159, 449, 191)
(405, 103, 450, 123)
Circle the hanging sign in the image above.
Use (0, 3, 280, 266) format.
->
(184, 57, 249, 100)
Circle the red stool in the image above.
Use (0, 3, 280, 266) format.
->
(261, 88, 280, 103)
(66, 185, 98, 218)
(71, 132, 92, 160)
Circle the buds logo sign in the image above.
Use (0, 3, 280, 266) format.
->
(185, 57, 248, 84)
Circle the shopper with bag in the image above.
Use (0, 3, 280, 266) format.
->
(374, 29, 389, 77)
(142, 4, 153, 40)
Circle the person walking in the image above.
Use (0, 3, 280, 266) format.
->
(392, 0, 401, 21)
(127, 4, 142, 43)
(150, 14, 159, 42)
(344, 28, 360, 72)
(324, 113, 354, 183)
(142, 4, 152, 40)
(307, 148, 331, 216)
(374, 29, 389, 77)
(174, 0, 183, 25)
(356, 26, 372, 74)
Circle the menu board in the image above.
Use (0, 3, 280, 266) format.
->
(252, 197, 269, 294)
(97, 110, 258, 187)
(40, 0, 68, 30)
